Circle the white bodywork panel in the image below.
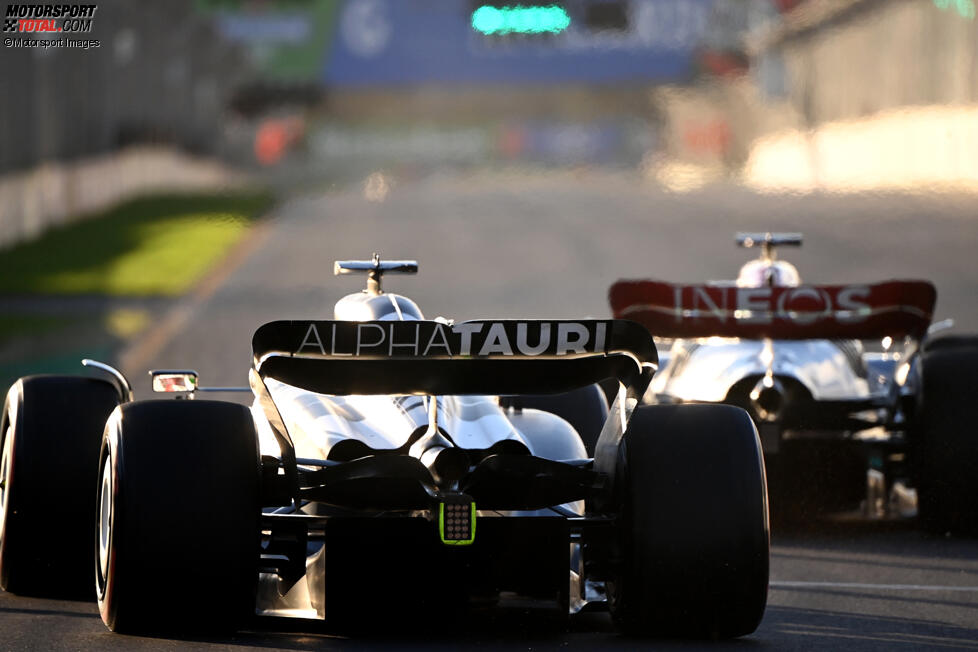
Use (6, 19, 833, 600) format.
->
(253, 378, 587, 462)
(251, 289, 588, 464)
(652, 337, 873, 403)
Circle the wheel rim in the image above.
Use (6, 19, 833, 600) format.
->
(97, 455, 112, 583)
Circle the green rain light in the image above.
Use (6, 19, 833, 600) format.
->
(439, 502, 476, 546)
(471, 5, 572, 35)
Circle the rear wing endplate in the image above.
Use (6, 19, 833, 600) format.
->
(609, 279, 936, 340)
(252, 319, 657, 396)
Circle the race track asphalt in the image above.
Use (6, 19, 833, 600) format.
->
(2, 170, 977, 650)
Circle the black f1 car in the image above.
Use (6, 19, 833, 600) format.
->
(1, 256, 768, 638)
(610, 233, 978, 532)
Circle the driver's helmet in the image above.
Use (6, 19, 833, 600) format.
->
(736, 259, 801, 288)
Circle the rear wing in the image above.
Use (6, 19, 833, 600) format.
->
(609, 279, 936, 340)
(252, 319, 657, 396)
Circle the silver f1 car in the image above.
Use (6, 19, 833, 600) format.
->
(610, 233, 978, 532)
(1, 256, 768, 638)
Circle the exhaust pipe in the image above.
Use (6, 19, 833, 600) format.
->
(750, 376, 785, 422)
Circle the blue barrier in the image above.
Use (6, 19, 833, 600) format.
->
(325, 0, 715, 86)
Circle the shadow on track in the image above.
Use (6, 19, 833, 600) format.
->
(763, 606, 978, 650)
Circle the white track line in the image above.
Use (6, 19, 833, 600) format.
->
(771, 580, 978, 592)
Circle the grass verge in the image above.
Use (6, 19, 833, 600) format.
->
(0, 314, 65, 342)
(0, 190, 274, 296)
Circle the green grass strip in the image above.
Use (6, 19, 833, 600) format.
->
(0, 314, 65, 341)
(0, 191, 273, 296)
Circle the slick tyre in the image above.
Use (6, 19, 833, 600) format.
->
(915, 342, 978, 536)
(609, 404, 769, 638)
(96, 400, 260, 634)
(0, 376, 121, 597)
(921, 334, 978, 354)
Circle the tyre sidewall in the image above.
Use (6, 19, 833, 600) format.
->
(1, 376, 120, 596)
(96, 407, 124, 629)
(0, 382, 25, 591)
(96, 400, 261, 633)
(915, 346, 978, 534)
(610, 404, 769, 638)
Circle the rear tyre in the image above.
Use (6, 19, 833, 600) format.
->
(96, 400, 260, 633)
(609, 404, 769, 638)
(0, 376, 121, 597)
(915, 342, 978, 535)
(921, 334, 978, 353)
